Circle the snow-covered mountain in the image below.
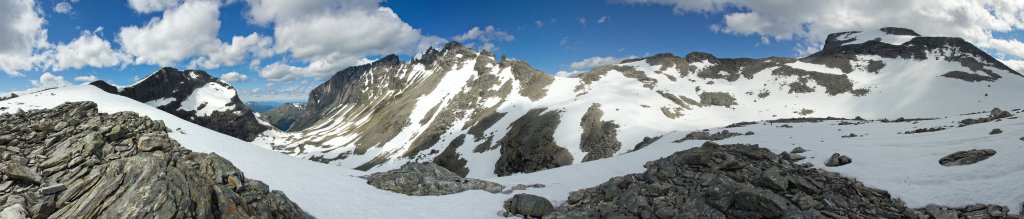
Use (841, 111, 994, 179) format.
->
(256, 27, 1024, 179)
(96, 67, 267, 141)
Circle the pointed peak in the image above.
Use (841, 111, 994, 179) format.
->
(443, 41, 467, 51)
(374, 54, 402, 66)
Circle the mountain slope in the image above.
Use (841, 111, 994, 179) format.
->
(259, 103, 305, 130)
(259, 28, 1024, 179)
(106, 67, 267, 141)
(2, 84, 1022, 217)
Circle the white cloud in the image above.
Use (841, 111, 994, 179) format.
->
(127, 0, 182, 13)
(453, 26, 514, 51)
(219, 71, 249, 83)
(259, 57, 372, 81)
(578, 17, 587, 26)
(52, 28, 131, 71)
(535, 20, 544, 29)
(190, 33, 273, 69)
(619, 0, 1024, 58)
(597, 16, 609, 24)
(0, 0, 48, 77)
(1002, 59, 1024, 73)
(54, 2, 73, 14)
(118, 0, 221, 66)
(74, 75, 98, 82)
(31, 72, 70, 89)
(247, 0, 441, 81)
(569, 55, 639, 71)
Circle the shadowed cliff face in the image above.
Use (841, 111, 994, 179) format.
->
(102, 67, 267, 141)
(0, 102, 309, 218)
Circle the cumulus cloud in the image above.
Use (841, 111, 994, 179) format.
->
(219, 71, 249, 83)
(190, 33, 273, 69)
(31, 72, 70, 89)
(0, 0, 48, 77)
(127, 0, 182, 13)
(453, 25, 514, 51)
(569, 55, 638, 71)
(247, 0, 442, 81)
(118, 0, 221, 66)
(618, 0, 1024, 57)
(52, 28, 131, 71)
(54, 2, 73, 14)
(597, 16, 609, 24)
(73, 75, 98, 82)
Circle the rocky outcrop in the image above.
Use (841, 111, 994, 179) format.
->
(0, 102, 308, 218)
(502, 194, 555, 218)
(259, 103, 305, 131)
(939, 149, 996, 166)
(913, 204, 1014, 219)
(579, 103, 621, 162)
(960, 108, 1013, 126)
(494, 108, 573, 176)
(364, 162, 503, 196)
(548, 142, 913, 218)
(108, 67, 267, 141)
(674, 129, 742, 142)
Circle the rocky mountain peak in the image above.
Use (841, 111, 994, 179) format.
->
(684, 52, 719, 63)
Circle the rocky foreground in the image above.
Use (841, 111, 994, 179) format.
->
(500, 142, 1022, 219)
(0, 102, 308, 218)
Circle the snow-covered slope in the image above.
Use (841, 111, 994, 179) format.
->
(2, 85, 1021, 216)
(258, 28, 1024, 179)
(114, 67, 267, 141)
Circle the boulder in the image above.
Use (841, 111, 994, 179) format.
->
(39, 183, 66, 195)
(990, 128, 1003, 135)
(939, 149, 996, 166)
(0, 163, 42, 184)
(0, 204, 28, 219)
(365, 162, 504, 196)
(503, 194, 555, 218)
(825, 153, 852, 167)
(791, 147, 807, 154)
(780, 151, 806, 161)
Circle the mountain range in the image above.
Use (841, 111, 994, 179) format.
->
(3, 27, 1022, 218)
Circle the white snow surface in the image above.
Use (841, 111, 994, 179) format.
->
(179, 82, 236, 117)
(835, 29, 918, 46)
(144, 97, 175, 108)
(1, 85, 1023, 215)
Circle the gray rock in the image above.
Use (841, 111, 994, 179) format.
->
(825, 153, 852, 167)
(365, 162, 504, 196)
(780, 151, 806, 161)
(990, 128, 1003, 135)
(503, 194, 554, 218)
(0, 204, 27, 219)
(0, 163, 41, 185)
(940, 149, 996, 166)
(39, 184, 65, 195)
(791, 147, 807, 154)
(0, 102, 310, 218)
(548, 142, 911, 218)
(924, 204, 959, 219)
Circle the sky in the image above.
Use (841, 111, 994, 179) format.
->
(1, 0, 1023, 102)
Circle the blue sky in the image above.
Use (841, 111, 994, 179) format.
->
(1, 0, 1022, 102)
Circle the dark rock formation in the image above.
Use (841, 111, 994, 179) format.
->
(548, 142, 913, 218)
(825, 153, 852, 167)
(494, 108, 573, 176)
(502, 194, 555, 218)
(579, 103, 621, 161)
(913, 204, 1014, 219)
(960, 108, 1013, 127)
(364, 162, 503, 196)
(939, 149, 996, 166)
(674, 129, 742, 142)
(110, 67, 266, 141)
(0, 102, 308, 218)
(87, 81, 118, 94)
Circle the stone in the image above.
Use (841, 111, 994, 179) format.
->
(39, 184, 65, 195)
(990, 128, 1003, 135)
(825, 153, 852, 167)
(756, 167, 789, 191)
(925, 204, 959, 219)
(136, 133, 170, 152)
(0, 204, 28, 219)
(0, 163, 42, 185)
(365, 162, 505, 196)
(780, 152, 806, 161)
(503, 194, 555, 218)
(791, 147, 807, 154)
(940, 149, 996, 166)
